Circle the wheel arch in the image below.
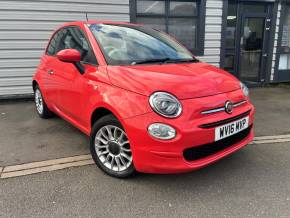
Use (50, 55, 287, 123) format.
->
(32, 80, 38, 91)
(90, 106, 123, 128)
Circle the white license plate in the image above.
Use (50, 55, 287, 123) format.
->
(215, 116, 249, 141)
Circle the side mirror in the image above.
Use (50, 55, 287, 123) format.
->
(56, 49, 84, 74)
(56, 49, 81, 63)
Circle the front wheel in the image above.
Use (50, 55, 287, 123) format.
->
(90, 115, 136, 178)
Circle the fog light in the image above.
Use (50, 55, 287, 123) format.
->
(148, 123, 176, 140)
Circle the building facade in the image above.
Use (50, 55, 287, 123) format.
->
(0, 0, 289, 98)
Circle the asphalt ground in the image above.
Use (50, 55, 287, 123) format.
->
(1, 143, 289, 218)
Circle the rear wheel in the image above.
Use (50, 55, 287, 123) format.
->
(90, 115, 136, 178)
(34, 85, 53, 119)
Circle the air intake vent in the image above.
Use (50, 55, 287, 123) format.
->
(183, 125, 252, 161)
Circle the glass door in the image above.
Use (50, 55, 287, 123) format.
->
(223, 1, 273, 84)
(239, 16, 266, 82)
(237, 3, 273, 84)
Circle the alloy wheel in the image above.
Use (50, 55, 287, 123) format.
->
(94, 125, 133, 172)
(35, 89, 44, 115)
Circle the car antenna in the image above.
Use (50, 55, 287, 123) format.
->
(85, 12, 88, 21)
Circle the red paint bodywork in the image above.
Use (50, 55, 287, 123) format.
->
(33, 21, 255, 174)
(56, 49, 81, 63)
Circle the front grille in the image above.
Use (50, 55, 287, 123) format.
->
(183, 125, 252, 161)
(199, 110, 251, 129)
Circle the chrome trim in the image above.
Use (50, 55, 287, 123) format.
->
(201, 100, 247, 115)
(233, 100, 247, 107)
(201, 107, 225, 115)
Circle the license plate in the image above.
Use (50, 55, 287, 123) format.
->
(215, 116, 249, 141)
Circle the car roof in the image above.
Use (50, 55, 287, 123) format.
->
(60, 20, 141, 27)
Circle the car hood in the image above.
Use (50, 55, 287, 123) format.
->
(107, 62, 240, 100)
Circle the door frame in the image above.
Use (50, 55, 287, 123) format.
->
(220, 0, 279, 85)
(236, 11, 271, 83)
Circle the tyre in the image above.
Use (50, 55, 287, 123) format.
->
(90, 114, 136, 178)
(34, 85, 53, 119)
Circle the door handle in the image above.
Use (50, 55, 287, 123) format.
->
(47, 70, 54, 75)
(263, 54, 268, 57)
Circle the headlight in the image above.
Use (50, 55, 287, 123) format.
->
(149, 92, 182, 118)
(240, 82, 249, 97)
(148, 123, 176, 140)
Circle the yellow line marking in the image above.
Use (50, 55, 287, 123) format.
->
(1, 159, 94, 179)
(252, 138, 290, 145)
(254, 134, 290, 141)
(3, 154, 91, 173)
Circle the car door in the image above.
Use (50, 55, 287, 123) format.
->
(40, 28, 65, 107)
(53, 26, 98, 126)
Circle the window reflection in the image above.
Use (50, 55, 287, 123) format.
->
(89, 24, 193, 65)
(136, 17, 166, 32)
(137, 1, 165, 14)
(242, 19, 264, 51)
(225, 1, 237, 48)
(169, 1, 197, 16)
(168, 18, 196, 49)
(134, 0, 198, 52)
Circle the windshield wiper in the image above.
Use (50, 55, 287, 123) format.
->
(131, 58, 199, 65)
(131, 58, 174, 65)
(164, 58, 199, 63)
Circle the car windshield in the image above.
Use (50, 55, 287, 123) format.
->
(88, 23, 196, 66)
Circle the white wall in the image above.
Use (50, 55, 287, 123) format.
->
(197, 0, 223, 67)
(271, 2, 282, 81)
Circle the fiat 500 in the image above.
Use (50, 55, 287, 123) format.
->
(33, 21, 255, 178)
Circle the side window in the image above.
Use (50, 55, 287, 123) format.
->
(47, 31, 59, 56)
(57, 27, 97, 65)
(46, 28, 67, 56)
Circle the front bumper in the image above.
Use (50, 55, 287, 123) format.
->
(123, 89, 255, 174)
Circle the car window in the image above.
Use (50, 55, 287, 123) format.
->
(47, 27, 97, 65)
(57, 27, 97, 65)
(46, 29, 66, 56)
(89, 24, 194, 66)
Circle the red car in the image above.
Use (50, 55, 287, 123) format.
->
(33, 21, 255, 178)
